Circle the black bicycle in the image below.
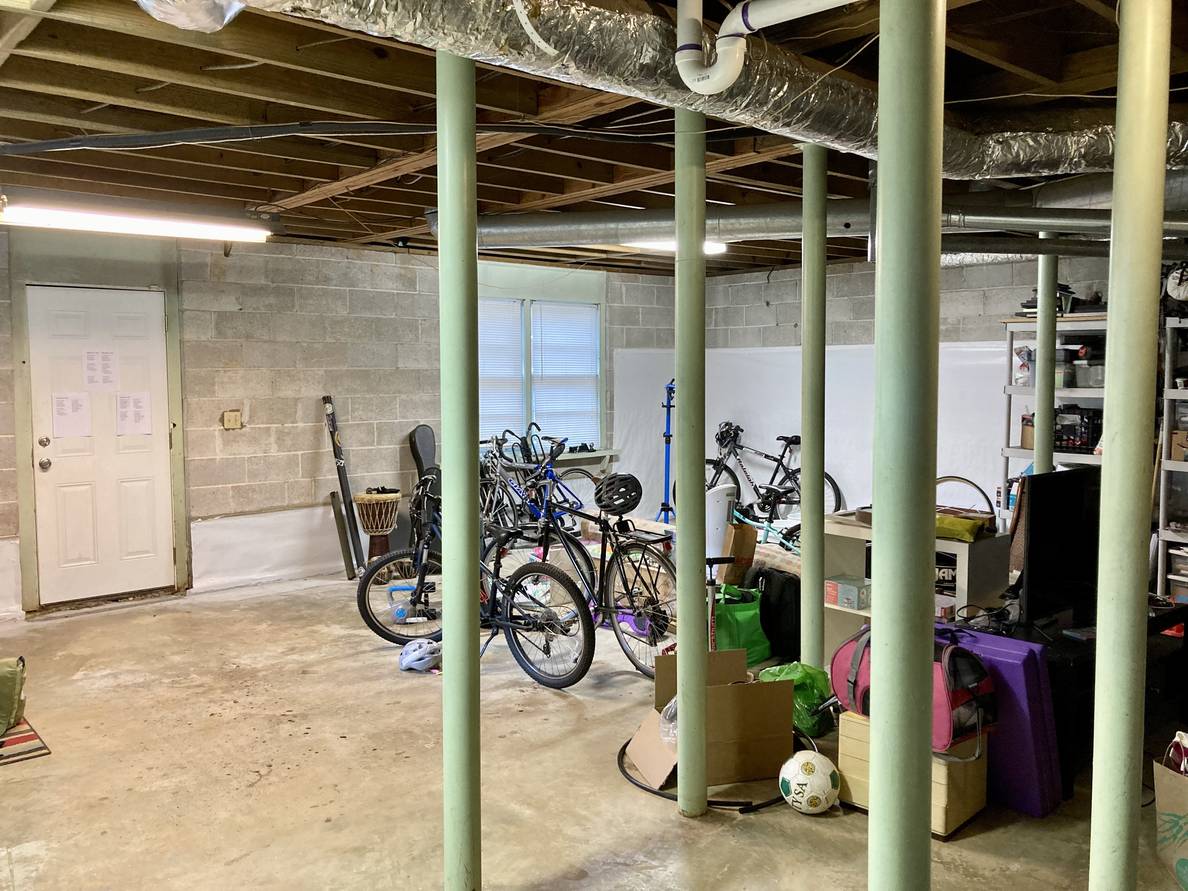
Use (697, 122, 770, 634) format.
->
(479, 435, 677, 678)
(693, 420, 843, 522)
(356, 469, 595, 689)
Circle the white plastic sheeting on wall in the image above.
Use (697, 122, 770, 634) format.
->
(613, 343, 1006, 519)
(190, 505, 348, 593)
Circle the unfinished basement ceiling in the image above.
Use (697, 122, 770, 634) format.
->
(0, 0, 1183, 274)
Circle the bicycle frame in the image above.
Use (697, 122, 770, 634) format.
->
(715, 435, 800, 503)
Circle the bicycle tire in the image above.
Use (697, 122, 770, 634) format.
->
(356, 547, 444, 645)
(557, 467, 599, 514)
(671, 460, 742, 511)
(773, 468, 842, 519)
(502, 561, 595, 689)
(606, 541, 678, 678)
(780, 523, 801, 553)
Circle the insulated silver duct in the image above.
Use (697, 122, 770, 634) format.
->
(450, 201, 1188, 249)
(227, 0, 1185, 179)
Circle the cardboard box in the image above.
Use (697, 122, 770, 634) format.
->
(825, 576, 870, 611)
(837, 712, 987, 837)
(1172, 431, 1188, 462)
(716, 523, 757, 585)
(624, 649, 795, 790)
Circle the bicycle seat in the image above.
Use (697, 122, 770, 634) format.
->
(777, 435, 801, 445)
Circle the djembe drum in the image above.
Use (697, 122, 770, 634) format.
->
(354, 488, 401, 562)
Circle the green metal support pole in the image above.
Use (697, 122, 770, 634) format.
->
(674, 106, 708, 819)
(800, 142, 827, 668)
(1088, 1, 1171, 886)
(436, 50, 481, 891)
(1034, 232, 1058, 475)
(868, 0, 945, 886)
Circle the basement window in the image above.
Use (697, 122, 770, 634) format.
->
(478, 297, 602, 449)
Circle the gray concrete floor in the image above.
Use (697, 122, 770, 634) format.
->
(0, 579, 1176, 890)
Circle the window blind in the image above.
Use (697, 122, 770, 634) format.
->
(478, 298, 525, 439)
(531, 301, 601, 448)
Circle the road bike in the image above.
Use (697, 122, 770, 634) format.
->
(697, 420, 843, 522)
(356, 468, 595, 689)
(480, 433, 677, 678)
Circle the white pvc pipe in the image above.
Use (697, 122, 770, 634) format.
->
(675, 0, 856, 95)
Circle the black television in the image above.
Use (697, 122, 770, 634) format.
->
(1017, 466, 1102, 627)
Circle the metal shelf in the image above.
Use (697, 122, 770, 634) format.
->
(1002, 447, 1102, 465)
(1161, 529, 1188, 544)
(1167, 390, 1188, 401)
(1004, 386, 1105, 399)
(1165, 460, 1188, 474)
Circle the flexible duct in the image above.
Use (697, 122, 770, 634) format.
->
(143, 0, 1188, 179)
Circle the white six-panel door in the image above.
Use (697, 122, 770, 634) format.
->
(27, 286, 175, 604)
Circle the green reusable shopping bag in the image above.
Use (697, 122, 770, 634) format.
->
(0, 656, 26, 734)
(759, 661, 836, 738)
(715, 586, 771, 667)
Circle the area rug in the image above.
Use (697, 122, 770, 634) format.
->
(0, 719, 50, 766)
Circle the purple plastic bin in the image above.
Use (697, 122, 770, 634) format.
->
(937, 623, 1063, 818)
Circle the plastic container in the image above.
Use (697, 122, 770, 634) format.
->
(1054, 362, 1077, 388)
(1073, 360, 1105, 388)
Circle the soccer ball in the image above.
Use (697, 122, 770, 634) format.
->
(778, 750, 841, 815)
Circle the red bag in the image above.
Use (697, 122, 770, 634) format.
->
(829, 627, 996, 753)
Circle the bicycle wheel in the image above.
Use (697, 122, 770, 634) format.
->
(772, 469, 842, 519)
(502, 561, 595, 688)
(671, 461, 742, 511)
(607, 541, 678, 678)
(780, 523, 801, 554)
(557, 467, 598, 514)
(480, 526, 597, 608)
(356, 547, 444, 645)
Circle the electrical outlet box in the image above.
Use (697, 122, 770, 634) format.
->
(221, 409, 243, 430)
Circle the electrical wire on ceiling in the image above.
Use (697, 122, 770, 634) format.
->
(0, 119, 768, 157)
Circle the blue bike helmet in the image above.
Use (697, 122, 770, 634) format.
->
(399, 639, 442, 672)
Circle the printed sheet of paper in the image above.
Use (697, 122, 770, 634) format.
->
(84, 350, 119, 388)
(52, 392, 92, 438)
(116, 391, 152, 436)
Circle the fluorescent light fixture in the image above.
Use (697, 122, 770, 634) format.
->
(624, 239, 728, 255)
(0, 200, 270, 242)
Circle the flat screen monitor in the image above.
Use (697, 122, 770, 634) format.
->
(1018, 466, 1102, 626)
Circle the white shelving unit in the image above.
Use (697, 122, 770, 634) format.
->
(1157, 317, 1188, 602)
(821, 512, 1010, 655)
(999, 314, 1108, 517)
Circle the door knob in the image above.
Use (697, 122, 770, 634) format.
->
(38, 458, 52, 472)
(38, 436, 50, 447)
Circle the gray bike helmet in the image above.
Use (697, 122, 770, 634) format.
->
(399, 639, 442, 672)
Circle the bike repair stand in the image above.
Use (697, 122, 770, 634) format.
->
(656, 378, 676, 522)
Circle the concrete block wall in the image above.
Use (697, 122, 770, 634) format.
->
(180, 242, 441, 519)
(0, 232, 12, 537)
(704, 257, 1111, 347)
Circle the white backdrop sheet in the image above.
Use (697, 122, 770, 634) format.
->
(613, 343, 1006, 518)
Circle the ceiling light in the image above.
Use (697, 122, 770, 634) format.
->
(625, 239, 728, 255)
(0, 198, 270, 242)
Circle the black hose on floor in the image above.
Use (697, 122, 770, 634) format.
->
(615, 740, 786, 814)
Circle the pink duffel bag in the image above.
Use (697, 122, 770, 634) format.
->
(829, 627, 997, 753)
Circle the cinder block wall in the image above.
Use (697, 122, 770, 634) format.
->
(701, 257, 1110, 347)
(0, 240, 1109, 540)
(179, 241, 444, 519)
